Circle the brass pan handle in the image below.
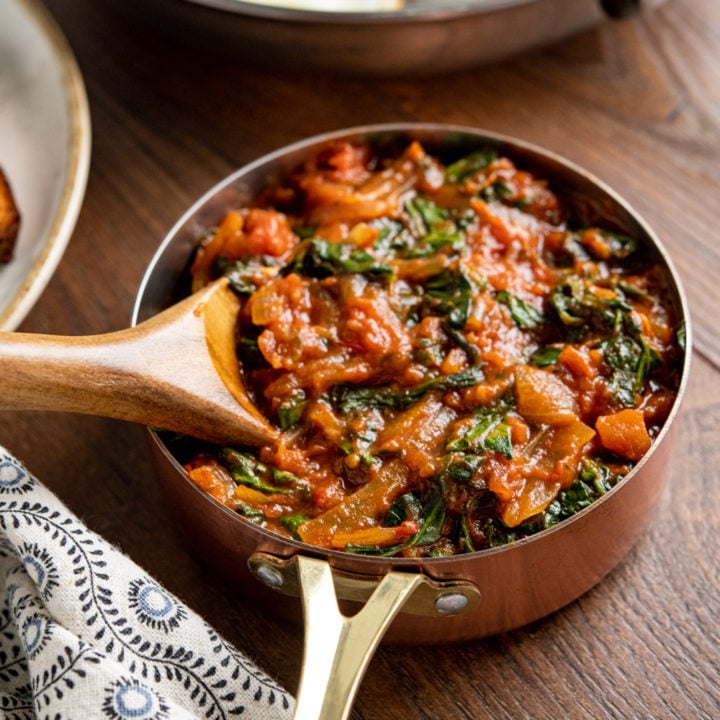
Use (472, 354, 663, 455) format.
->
(293, 557, 423, 720)
(249, 554, 481, 720)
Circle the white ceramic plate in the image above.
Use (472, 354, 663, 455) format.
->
(0, 0, 91, 330)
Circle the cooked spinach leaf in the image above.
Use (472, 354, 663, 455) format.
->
(551, 276, 631, 334)
(277, 389, 308, 429)
(284, 238, 393, 279)
(445, 150, 497, 183)
(439, 453, 484, 484)
(329, 365, 484, 414)
(460, 513, 477, 553)
(236, 502, 265, 522)
(404, 492, 446, 547)
(402, 197, 465, 258)
(280, 514, 310, 536)
(558, 229, 637, 264)
(371, 217, 413, 255)
(345, 543, 404, 556)
(405, 196, 447, 232)
(593, 230, 637, 259)
(496, 290, 545, 329)
(600, 333, 661, 407)
(480, 179, 513, 203)
(478, 519, 517, 547)
(540, 458, 619, 529)
(386, 492, 422, 527)
(220, 256, 279, 295)
(551, 275, 662, 405)
(529, 345, 562, 367)
(422, 265, 474, 329)
(407, 228, 465, 258)
(579, 458, 616, 495)
(446, 397, 513, 458)
(220, 448, 292, 494)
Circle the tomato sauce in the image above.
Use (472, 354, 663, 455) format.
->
(183, 140, 683, 556)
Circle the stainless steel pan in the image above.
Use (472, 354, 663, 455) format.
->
(108, 0, 667, 75)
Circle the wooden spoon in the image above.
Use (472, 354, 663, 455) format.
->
(0, 278, 278, 446)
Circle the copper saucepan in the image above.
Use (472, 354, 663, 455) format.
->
(132, 124, 691, 720)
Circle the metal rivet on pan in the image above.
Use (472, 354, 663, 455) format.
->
(435, 592, 468, 615)
(256, 564, 285, 589)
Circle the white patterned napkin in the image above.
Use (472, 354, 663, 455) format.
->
(0, 446, 294, 720)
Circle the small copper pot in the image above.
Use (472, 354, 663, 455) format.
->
(133, 124, 691, 720)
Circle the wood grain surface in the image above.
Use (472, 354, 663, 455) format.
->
(4, 0, 719, 717)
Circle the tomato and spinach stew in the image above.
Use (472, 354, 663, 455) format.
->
(183, 139, 684, 557)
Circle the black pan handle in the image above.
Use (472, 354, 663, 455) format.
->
(600, 0, 642, 18)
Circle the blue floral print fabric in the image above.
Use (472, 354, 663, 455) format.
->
(0, 446, 294, 720)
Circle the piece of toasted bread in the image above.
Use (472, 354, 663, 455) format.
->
(0, 168, 21, 264)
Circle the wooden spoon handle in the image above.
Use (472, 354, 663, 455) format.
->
(0, 282, 277, 446)
(0, 329, 147, 414)
(0, 326, 206, 424)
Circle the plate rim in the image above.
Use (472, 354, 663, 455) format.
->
(0, 0, 92, 331)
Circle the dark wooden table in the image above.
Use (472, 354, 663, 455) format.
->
(6, 0, 719, 717)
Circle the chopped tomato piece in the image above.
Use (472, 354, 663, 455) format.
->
(596, 409, 651, 462)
